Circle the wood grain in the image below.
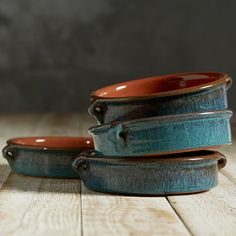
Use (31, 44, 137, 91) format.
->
(81, 183, 191, 236)
(0, 174, 81, 236)
(168, 173, 236, 236)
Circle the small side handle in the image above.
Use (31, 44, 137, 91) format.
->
(88, 101, 107, 124)
(2, 145, 17, 161)
(107, 123, 129, 147)
(218, 153, 227, 170)
(72, 156, 88, 173)
(226, 77, 232, 90)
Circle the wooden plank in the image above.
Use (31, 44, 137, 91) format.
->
(81, 184, 191, 236)
(168, 173, 236, 236)
(0, 113, 89, 236)
(0, 174, 81, 236)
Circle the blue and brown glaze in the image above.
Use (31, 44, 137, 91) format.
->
(73, 150, 226, 195)
(89, 110, 232, 157)
(2, 137, 93, 178)
(89, 72, 231, 124)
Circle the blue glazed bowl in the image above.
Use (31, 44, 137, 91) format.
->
(89, 110, 232, 157)
(2, 137, 93, 178)
(89, 72, 231, 124)
(73, 150, 226, 195)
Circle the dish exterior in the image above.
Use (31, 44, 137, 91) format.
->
(89, 72, 231, 124)
(90, 84, 229, 124)
(73, 150, 226, 195)
(89, 111, 232, 157)
(2, 137, 93, 178)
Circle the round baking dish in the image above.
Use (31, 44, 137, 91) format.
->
(2, 136, 94, 178)
(89, 110, 232, 157)
(73, 150, 226, 195)
(89, 72, 231, 124)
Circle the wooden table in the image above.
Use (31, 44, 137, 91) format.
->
(0, 113, 235, 236)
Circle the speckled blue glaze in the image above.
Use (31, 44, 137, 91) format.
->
(73, 150, 226, 195)
(89, 83, 230, 125)
(89, 110, 232, 157)
(2, 145, 83, 178)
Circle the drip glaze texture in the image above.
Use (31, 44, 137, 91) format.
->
(89, 72, 231, 124)
(89, 111, 232, 157)
(2, 137, 93, 178)
(73, 150, 226, 195)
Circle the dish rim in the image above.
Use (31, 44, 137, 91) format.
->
(6, 136, 94, 151)
(91, 72, 231, 102)
(77, 150, 225, 164)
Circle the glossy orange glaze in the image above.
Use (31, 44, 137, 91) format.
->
(7, 137, 94, 150)
(91, 72, 230, 100)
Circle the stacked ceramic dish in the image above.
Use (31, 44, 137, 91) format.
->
(74, 72, 233, 195)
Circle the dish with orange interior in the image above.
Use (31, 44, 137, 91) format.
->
(89, 72, 231, 124)
(2, 136, 93, 178)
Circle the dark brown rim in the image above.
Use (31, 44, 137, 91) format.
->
(79, 150, 225, 163)
(91, 72, 231, 102)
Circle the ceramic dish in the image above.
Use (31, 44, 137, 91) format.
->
(89, 110, 232, 157)
(89, 72, 231, 124)
(2, 137, 94, 178)
(73, 150, 226, 195)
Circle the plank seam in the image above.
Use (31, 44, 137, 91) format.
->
(166, 196, 194, 236)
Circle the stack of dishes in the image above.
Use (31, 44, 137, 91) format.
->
(2, 71, 233, 195)
(74, 72, 233, 195)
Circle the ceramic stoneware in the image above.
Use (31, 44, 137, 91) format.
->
(73, 150, 226, 195)
(2, 137, 94, 178)
(89, 110, 232, 157)
(89, 72, 231, 124)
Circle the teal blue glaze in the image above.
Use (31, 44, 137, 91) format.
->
(73, 150, 225, 195)
(89, 84, 229, 124)
(89, 110, 232, 157)
(2, 145, 82, 178)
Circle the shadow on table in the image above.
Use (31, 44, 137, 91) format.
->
(0, 167, 83, 194)
(0, 163, 102, 195)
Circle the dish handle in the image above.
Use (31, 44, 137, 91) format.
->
(72, 156, 88, 174)
(218, 153, 227, 170)
(226, 77, 232, 90)
(88, 101, 107, 124)
(2, 145, 17, 161)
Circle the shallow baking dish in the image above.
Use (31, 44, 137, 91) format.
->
(2, 136, 93, 178)
(89, 72, 231, 124)
(89, 110, 232, 157)
(73, 150, 226, 195)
